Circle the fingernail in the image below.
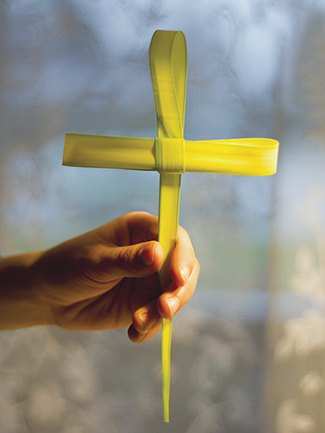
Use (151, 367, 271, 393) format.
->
(141, 243, 155, 266)
(167, 297, 180, 316)
(140, 311, 157, 332)
(140, 313, 148, 333)
(137, 332, 146, 343)
(180, 266, 190, 284)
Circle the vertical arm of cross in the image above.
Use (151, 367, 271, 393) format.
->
(149, 30, 187, 423)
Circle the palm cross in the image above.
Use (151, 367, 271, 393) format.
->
(63, 30, 279, 422)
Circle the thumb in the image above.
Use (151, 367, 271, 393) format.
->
(111, 241, 163, 279)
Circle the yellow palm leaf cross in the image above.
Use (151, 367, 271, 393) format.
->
(63, 30, 279, 423)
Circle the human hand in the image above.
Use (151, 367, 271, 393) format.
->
(31, 212, 199, 342)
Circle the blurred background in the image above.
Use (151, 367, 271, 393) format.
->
(1, 1, 325, 432)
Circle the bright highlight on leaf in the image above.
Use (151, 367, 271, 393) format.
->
(63, 30, 279, 423)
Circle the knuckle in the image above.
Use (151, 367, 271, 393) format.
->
(116, 247, 135, 274)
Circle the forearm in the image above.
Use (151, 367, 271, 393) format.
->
(0, 251, 51, 330)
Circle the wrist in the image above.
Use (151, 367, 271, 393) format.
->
(0, 252, 53, 330)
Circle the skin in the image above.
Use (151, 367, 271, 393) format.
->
(0, 212, 200, 343)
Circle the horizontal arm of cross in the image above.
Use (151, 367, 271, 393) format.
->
(63, 133, 279, 176)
